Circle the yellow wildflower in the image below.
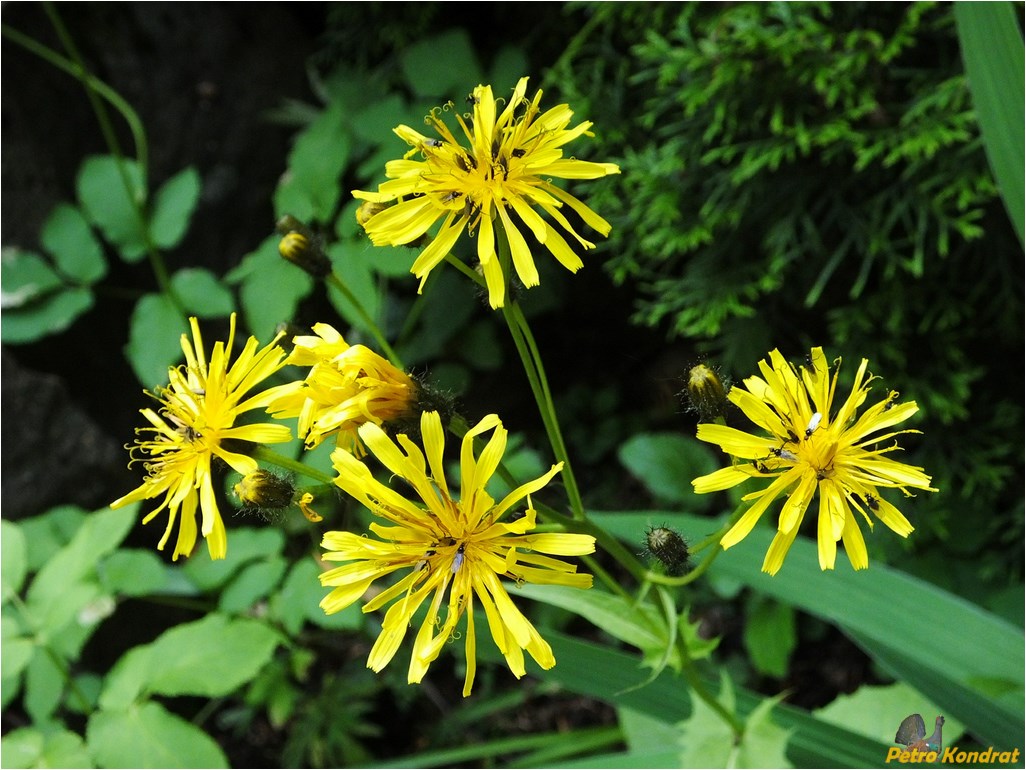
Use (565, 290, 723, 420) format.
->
(692, 348, 936, 574)
(264, 323, 417, 454)
(353, 76, 620, 308)
(321, 411, 595, 696)
(111, 314, 292, 560)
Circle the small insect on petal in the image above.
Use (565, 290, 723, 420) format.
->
(771, 447, 799, 462)
(805, 412, 823, 438)
(452, 543, 466, 573)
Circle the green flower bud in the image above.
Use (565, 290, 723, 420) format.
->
(644, 525, 691, 577)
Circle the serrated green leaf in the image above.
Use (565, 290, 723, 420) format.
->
(400, 30, 481, 98)
(1, 727, 92, 770)
(617, 433, 718, 507)
(151, 166, 201, 249)
(76, 155, 149, 261)
(101, 549, 171, 597)
(2, 519, 27, 601)
(87, 701, 228, 769)
(744, 595, 796, 678)
(40, 203, 107, 283)
(219, 557, 287, 614)
(170, 267, 234, 318)
(125, 293, 187, 386)
(224, 235, 313, 340)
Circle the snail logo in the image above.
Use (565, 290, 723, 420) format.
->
(885, 713, 1022, 765)
(895, 714, 945, 754)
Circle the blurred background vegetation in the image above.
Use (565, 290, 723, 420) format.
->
(2, 2, 1022, 767)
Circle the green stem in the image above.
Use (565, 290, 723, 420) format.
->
(6, 10, 180, 311)
(504, 301, 586, 519)
(325, 272, 402, 368)
(252, 446, 335, 485)
(677, 627, 745, 739)
(642, 501, 748, 587)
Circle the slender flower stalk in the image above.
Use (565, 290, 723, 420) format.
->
(320, 411, 595, 696)
(352, 76, 620, 308)
(111, 314, 292, 560)
(692, 348, 937, 574)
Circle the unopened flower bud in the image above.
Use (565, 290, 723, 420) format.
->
(644, 525, 691, 577)
(278, 230, 331, 278)
(234, 470, 295, 510)
(686, 363, 728, 422)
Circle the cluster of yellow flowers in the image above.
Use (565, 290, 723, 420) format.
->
(112, 77, 934, 695)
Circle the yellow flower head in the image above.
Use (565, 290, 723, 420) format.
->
(352, 76, 621, 308)
(692, 348, 937, 575)
(264, 323, 418, 454)
(321, 411, 596, 696)
(111, 314, 293, 560)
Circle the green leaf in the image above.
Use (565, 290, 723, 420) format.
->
(2, 519, 27, 601)
(274, 103, 350, 223)
(101, 614, 280, 709)
(218, 557, 288, 614)
(170, 267, 235, 318)
(40, 203, 107, 283)
(180, 527, 285, 592)
(87, 701, 228, 769)
(76, 155, 148, 261)
(125, 293, 187, 386)
(274, 557, 363, 634)
(475, 626, 891, 768)
(617, 433, 718, 507)
(744, 595, 797, 678)
(514, 584, 716, 670)
(19, 506, 88, 573)
(488, 47, 530, 90)
(224, 235, 313, 340)
(1, 728, 92, 770)
(151, 167, 202, 249)
(1, 638, 35, 690)
(101, 549, 171, 597)
(595, 510, 1025, 749)
(24, 648, 64, 724)
(27, 505, 137, 620)
(326, 242, 381, 336)
(400, 29, 481, 98)
(0, 248, 94, 344)
(1, 248, 62, 306)
(815, 681, 961, 746)
(955, 2, 1025, 245)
